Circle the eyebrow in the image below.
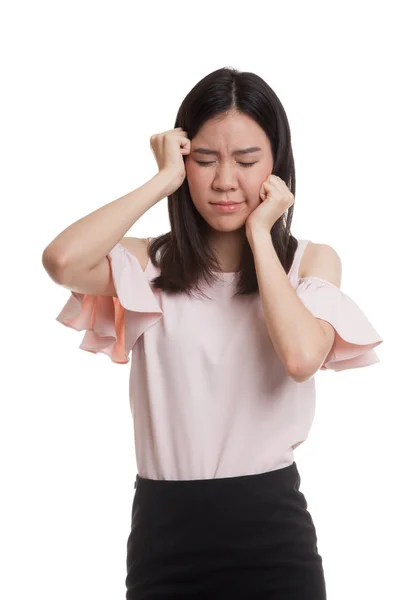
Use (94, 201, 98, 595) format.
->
(191, 146, 263, 156)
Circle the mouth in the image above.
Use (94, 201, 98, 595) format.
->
(210, 201, 244, 206)
(210, 201, 244, 212)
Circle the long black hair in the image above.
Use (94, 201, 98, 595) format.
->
(148, 66, 298, 298)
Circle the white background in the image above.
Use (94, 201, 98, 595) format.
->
(1, 1, 397, 598)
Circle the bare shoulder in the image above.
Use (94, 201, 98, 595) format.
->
(298, 241, 342, 287)
(119, 237, 150, 272)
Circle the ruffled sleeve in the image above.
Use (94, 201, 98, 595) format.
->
(55, 242, 163, 364)
(296, 275, 383, 371)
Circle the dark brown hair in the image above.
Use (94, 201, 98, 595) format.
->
(148, 66, 298, 298)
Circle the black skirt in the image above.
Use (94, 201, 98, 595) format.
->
(125, 461, 326, 599)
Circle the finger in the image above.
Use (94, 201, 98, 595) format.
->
(266, 176, 281, 190)
(260, 181, 273, 196)
(180, 137, 191, 152)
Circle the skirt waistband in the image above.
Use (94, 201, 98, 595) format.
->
(134, 461, 301, 500)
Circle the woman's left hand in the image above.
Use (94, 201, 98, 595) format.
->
(245, 174, 294, 235)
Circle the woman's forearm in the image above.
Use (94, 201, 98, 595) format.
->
(247, 228, 326, 381)
(42, 170, 173, 277)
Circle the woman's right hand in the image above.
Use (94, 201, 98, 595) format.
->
(150, 127, 191, 196)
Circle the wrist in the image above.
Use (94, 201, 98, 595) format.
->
(150, 170, 178, 199)
(246, 225, 271, 246)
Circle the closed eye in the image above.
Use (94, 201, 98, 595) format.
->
(196, 161, 258, 168)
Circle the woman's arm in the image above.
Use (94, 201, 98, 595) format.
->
(247, 230, 341, 383)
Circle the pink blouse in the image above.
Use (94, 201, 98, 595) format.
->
(56, 239, 383, 480)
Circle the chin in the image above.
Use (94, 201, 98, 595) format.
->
(206, 219, 247, 233)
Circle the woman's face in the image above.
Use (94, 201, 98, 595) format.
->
(185, 111, 274, 233)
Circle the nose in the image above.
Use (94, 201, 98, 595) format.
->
(212, 163, 239, 192)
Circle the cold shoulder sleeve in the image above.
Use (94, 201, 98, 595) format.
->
(55, 242, 163, 364)
(296, 275, 383, 371)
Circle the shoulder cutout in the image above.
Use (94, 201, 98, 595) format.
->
(119, 237, 150, 272)
(299, 242, 342, 288)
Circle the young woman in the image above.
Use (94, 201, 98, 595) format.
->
(43, 66, 383, 599)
